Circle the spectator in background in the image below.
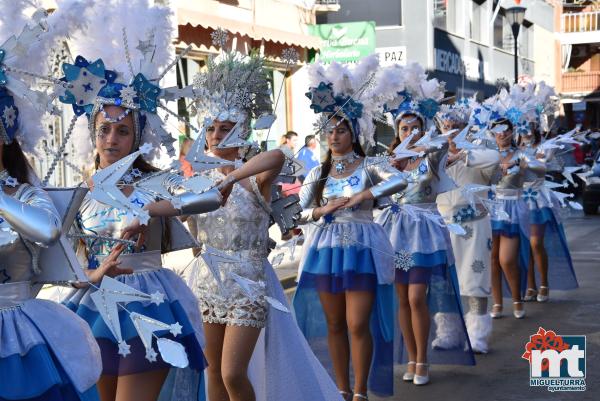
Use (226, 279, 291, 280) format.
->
(279, 130, 299, 158)
(179, 136, 195, 177)
(296, 134, 320, 182)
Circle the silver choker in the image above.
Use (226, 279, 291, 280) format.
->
(332, 152, 359, 175)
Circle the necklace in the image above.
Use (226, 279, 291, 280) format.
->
(332, 152, 359, 175)
(0, 169, 18, 188)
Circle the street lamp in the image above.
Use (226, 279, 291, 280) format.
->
(505, 6, 526, 84)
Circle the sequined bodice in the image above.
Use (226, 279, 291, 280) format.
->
(77, 184, 162, 268)
(0, 185, 59, 283)
(492, 150, 534, 190)
(193, 171, 270, 255)
(396, 151, 445, 204)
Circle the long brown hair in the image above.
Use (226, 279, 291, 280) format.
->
(387, 113, 424, 154)
(314, 119, 366, 206)
(2, 140, 33, 185)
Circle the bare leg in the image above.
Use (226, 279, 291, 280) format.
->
(318, 291, 350, 393)
(345, 291, 375, 395)
(221, 325, 261, 401)
(530, 233, 549, 288)
(396, 284, 416, 375)
(204, 322, 228, 401)
(97, 374, 117, 401)
(498, 236, 522, 305)
(115, 369, 169, 401)
(490, 235, 503, 308)
(526, 245, 537, 290)
(408, 284, 430, 376)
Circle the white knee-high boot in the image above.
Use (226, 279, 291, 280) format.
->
(465, 311, 492, 354)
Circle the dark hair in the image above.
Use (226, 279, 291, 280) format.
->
(387, 113, 424, 154)
(284, 131, 298, 139)
(304, 134, 315, 147)
(517, 124, 542, 146)
(314, 120, 366, 206)
(94, 153, 159, 173)
(3, 140, 33, 185)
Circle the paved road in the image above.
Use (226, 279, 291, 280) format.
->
(370, 211, 599, 401)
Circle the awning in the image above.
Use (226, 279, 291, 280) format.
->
(177, 9, 320, 51)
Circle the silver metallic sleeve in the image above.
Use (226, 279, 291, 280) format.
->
(364, 157, 408, 199)
(298, 166, 321, 224)
(466, 149, 501, 169)
(521, 152, 546, 175)
(173, 188, 223, 215)
(0, 185, 61, 245)
(160, 172, 222, 216)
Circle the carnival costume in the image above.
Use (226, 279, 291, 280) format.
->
(51, 2, 222, 398)
(519, 83, 578, 297)
(435, 100, 498, 353)
(467, 85, 547, 298)
(0, 5, 102, 400)
(293, 55, 408, 396)
(183, 29, 345, 401)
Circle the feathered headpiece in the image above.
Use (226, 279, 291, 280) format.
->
(53, 0, 193, 164)
(0, 1, 91, 154)
(305, 54, 399, 148)
(436, 97, 476, 126)
(192, 29, 273, 129)
(383, 62, 445, 128)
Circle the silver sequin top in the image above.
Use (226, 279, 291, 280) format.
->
(0, 184, 61, 283)
(299, 156, 406, 223)
(482, 149, 546, 190)
(192, 170, 271, 257)
(393, 149, 447, 204)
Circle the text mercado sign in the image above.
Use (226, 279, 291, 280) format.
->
(309, 21, 376, 63)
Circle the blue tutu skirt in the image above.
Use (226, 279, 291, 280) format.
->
(64, 267, 207, 378)
(376, 205, 475, 366)
(293, 220, 395, 396)
(491, 197, 531, 296)
(1, 282, 101, 401)
(525, 188, 578, 290)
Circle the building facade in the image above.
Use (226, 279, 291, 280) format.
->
(557, 0, 600, 128)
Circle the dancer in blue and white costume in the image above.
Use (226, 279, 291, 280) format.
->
(519, 83, 578, 303)
(469, 86, 545, 320)
(58, 3, 224, 400)
(375, 63, 474, 386)
(0, 6, 102, 400)
(435, 100, 499, 354)
(185, 31, 344, 401)
(294, 56, 407, 400)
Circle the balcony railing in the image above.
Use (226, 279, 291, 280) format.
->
(315, 0, 340, 4)
(562, 71, 600, 93)
(561, 11, 600, 33)
(314, 0, 340, 12)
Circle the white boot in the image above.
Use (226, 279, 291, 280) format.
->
(431, 312, 464, 350)
(465, 311, 492, 354)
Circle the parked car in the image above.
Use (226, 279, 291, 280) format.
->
(581, 148, 600, 215)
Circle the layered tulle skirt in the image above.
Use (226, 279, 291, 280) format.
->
(490, 191, 531, 296)
(0, 281, 101, 401)
(63, 252, 206, 389)
(376, 204, 475, 366)
(523, 186, 578, 290)
(293, 218, 396, 396)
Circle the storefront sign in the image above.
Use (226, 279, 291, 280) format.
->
(376, 46, 407, 66)
(309, 21, 376, 63)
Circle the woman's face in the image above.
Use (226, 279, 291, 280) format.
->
(206, 119, 238, 158)
(397, 114, 423, 143)
(495, 125, 514, 149)
(440, 119, 464, 137)
(325, 117, 353, 155)
(95, 105, 135, 168)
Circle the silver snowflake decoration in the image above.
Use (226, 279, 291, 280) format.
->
(2, 106, 17, 128)
(338, 228, 355, 248)
(118, 341, 131, 357)
(234, 88, 252, 108)
(210, 28, 229, 48)
(471, 260, 486, 273)
(119, 86, 137, 105)
(281, 47, 300, 64)
(145, 348, 158, 362)
(394, 250, 414, 272)
(122, 174, 134, 184)
(4, 177, 18, 188)
(409, 100, 420, 111)
(131, 168, 142, 178)
(169, 322, 183, 336)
